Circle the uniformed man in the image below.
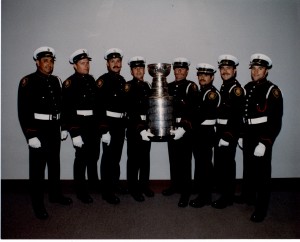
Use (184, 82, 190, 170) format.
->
(239, 53, 283, 222)
(189, 63, 221, 208)
(18, 46, 72, 220)
(211, 54, 245, 209)
(126, 56, 155, 202)
(96, 48, 128, 204)
(61, 49, 100, 204)
(163, 57, 198, 208)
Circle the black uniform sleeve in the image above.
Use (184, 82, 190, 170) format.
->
(193, 88, 220, 125)
(17, 77, 39, 140)
(260, 86, 283, 146)
(61, 79, 82, 138)
(222, 86, 245, 142)
(178, 82, 199, 131)
(125, 81, 146, 134)
(95, 77, 110, 135)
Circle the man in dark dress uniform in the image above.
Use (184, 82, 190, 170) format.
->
(96, 48, 128, 204)
(163, 57, 199, 208)
(189, 63, 221, 208)
(125, 56, 155, 202)
(212, 54, 245, 209)
(61, 49, 100, 204)
(239, 53, 283, 222)
(18, 46, 72, 220)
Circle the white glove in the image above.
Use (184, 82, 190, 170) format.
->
(218, 139, 229, 147)
(61, 130, 68, 141)
(28, 137, 41, 148)
(238, 138, 243, 149)
(72, 136, 84, 148)
(140, 129, 154, 141)
(254, 142, 266, 157)
(170, 127, 185, 140)
(102, 131, 111, 145)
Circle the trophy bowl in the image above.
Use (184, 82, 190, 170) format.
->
(148, 63, 171, 77)
(147, 63, 174, 142)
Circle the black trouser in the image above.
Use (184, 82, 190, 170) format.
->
(214, 139, 237, 200)
(73, 117, 100, 195)
(100, 117, 126, 194)
(242, 133, 272, 214)
(192, 126, 215, 198)
(126, 129, 151, 193)
(29, 121, 61, 207)
(167, 132, 193, 194)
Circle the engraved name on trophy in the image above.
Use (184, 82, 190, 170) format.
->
(147, 63, 174, 141)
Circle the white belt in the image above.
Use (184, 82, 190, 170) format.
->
(106, 110, 124, 118)
(34, 113, 60, 120)
(140, 115, 146, 120)
(217, 119, 228, 125)
(244, 116, 268, 125)
(201, 119, 216, 125)
(77, 110, 93, 116)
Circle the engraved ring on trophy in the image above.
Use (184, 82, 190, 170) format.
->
(147, 63, 174, 141)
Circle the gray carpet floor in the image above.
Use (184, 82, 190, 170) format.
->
(1, 190, 300, 239)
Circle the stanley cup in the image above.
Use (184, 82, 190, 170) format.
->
(147, 63, 174, 141)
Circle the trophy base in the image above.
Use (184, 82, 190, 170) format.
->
(149, 135, 175, 142)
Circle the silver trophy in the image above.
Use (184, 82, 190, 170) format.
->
(147, 63, 174, 141)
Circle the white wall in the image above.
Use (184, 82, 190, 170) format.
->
(1, 0, 300, 179)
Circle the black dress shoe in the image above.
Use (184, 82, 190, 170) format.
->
(162, 187, 176, 196)
(178, 194, 190, 208)
(102, 193, 120, 204)
(49, 195, 73, 205)
(143, 187, 154, 197)
(77, 193, 93, 204)
(33, 206, 49, 220)
(211, 197, 233, 209)
(250, 210, 266, 223)
(189, 196, 211, 208)
(131, 193, 145, 202)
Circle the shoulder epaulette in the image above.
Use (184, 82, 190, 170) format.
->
(96, 79, 104, 88)
(63, 79, 72, 88)
(125, 83, 131, 92)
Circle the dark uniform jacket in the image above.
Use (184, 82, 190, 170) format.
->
(168, 79, 198, 130)
(61, 72, 98, 138)
(242, 78, 283, 147)
(95, 71, 127, 130)
(125, 78, 151, 136)
(18, 70, 62, 140)
(217, 78, 244, 143)
(193, 84, 220, 128)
